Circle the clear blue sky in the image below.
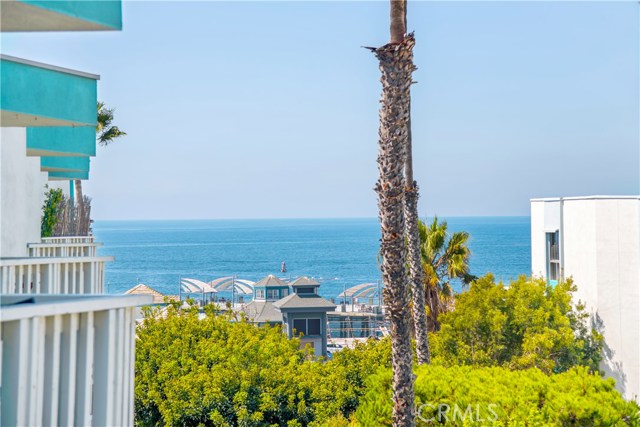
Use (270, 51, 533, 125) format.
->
(3, 1, 639, 219)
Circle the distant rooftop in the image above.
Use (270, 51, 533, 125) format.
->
(254, 274, 288, 287)
(243, 300, 283, 323)
(289, 276, 319, 287)
(273, 293, 335, 311)
(125, 283, 178, 304)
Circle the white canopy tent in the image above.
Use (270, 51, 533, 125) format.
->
(180, 278, 218, 305)
(181, 278, 217, 294)
(209, 277, 254, 295)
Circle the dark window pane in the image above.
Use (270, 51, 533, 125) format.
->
(297, 287, 314, 294)
(550, 262, 559, 281)
(293, 319, 307, 335)
(307, 319, 321, 335)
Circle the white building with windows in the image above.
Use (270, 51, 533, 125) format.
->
(531, 195, 640, 401)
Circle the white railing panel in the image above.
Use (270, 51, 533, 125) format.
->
(1, 295, 151, 427)
(28, 242, 102, 258)
(0, 256, 113, 295)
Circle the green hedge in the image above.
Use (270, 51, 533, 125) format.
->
(134, 305, 386, 427)
(356, 365, 640, 426)
(430, 275, 603, 374)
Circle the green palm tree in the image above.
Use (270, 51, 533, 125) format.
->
(74, 102, 126, 233)
(369, 0, 416, 425)
(96, 101, 127, 147)
(419, 217, 475, 331)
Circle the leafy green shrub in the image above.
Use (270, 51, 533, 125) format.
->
(356, 365, 640, 426)
(41, 187, 63, 237)
(135, 305, 386, 427)
(430, 275, 603, 374)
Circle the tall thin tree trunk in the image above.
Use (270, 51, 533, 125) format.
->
(74, 179, 83, 205)
(74, 179, 83, 235)
(370, 4, 416, 421)
(390, 0, 407, 44)
(404, 109, 431, 363)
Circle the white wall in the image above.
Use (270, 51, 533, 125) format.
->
(530, 201, 547, 278)
(593, 199, 640, 400)
(531, 196, 640, 401)
(1, 128, 48, 257)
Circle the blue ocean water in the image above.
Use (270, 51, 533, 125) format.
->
(93, 217, 531, 298)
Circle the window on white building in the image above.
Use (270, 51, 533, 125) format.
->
(255, 289, 265, 299)
(546, 231, 560, 282)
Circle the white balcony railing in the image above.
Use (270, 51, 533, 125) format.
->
(28, 241, 102, 257)
(0, 256, 113, 295)
(42, 236, 95, 244)
(1, 294, 153, 426)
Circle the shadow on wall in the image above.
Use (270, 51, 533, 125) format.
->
(594, 312, 628, 398)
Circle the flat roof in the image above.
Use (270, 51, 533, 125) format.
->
(1, 54, 100, 80)
(531, 195, 640, 202)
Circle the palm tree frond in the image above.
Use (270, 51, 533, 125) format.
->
(418, 216, 474, 331)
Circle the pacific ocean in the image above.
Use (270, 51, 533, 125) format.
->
(93, 217, 531, 299)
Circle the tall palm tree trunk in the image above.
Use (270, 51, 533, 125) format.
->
(404, 115, 431, 363)
(370, 2, 416, 422)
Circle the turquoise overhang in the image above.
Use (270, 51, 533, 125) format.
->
(1, 55, 98, 127)
(27, 127, 96, 157)
(41, 156, 90, 173)
(48, 170, 89, 180)
(1, 0, 122, 32)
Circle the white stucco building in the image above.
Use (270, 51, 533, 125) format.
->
(1, 2, 152, 425)
(531, 196, 640, 401)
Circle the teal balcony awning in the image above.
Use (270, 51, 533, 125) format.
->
(1, 0, 122, 32)
(27, 127, 96, 157)
(48, 170, 89, 180)
(1, 55, 98, 127)
(41, 156, 90, 173)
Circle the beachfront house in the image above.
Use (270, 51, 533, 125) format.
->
(240, 275, 335, 356)
(531, 196, 640, 402)
(273, 276, 336, 357)
(0, 2, 152, 425)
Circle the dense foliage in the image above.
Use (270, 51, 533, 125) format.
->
(430, 275, 603, 374)
(40, 187, 63, 237)
(135, 276, 628, 427)
(356, 365, 640, 426)
(135, 304, 389, 427)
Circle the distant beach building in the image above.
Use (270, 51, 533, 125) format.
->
(240, 275, 335, 356)
(531, 195, 640, 401)
(275, 277, 336, 356)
